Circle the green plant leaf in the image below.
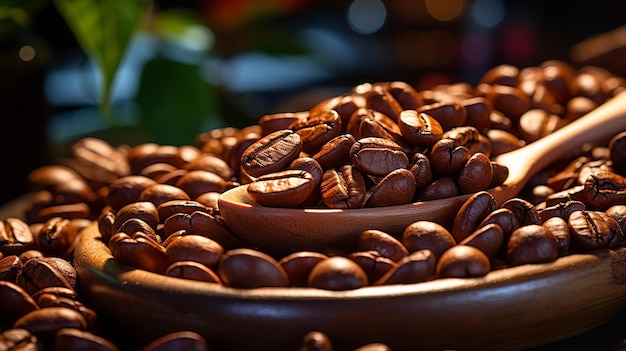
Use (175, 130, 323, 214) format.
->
(53, 0, 151, 121)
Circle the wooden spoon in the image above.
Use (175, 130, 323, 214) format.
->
(219, 91, 626, 254)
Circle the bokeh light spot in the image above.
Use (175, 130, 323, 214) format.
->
(347, 0, 387, 35)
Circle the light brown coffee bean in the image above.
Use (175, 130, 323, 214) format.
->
(36, 217, 77, 257)
(175, 170, 231, 199)
(0, 218, 35, 256)
(247, 170, 316, 208)
(138, 183, 191, 207)
(320, 165, 367, 209)
(0, 328, 42, 351)
(350, 137, 408, 177)
(108, 232, 167, 273)
(165, 234, 223, 268)
(397, 110, 443, 148)
(106, 175, 158, 211)
(289, 110, 342, 155)
(365, 169, 417, 207)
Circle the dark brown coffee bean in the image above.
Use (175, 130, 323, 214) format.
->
(112, 201, 159, 235)
(365, 169, 417, 207)
(582, 170, 626, 210)
(568, 210, 623, 250)
(0, 328, 42, 351)
(507, 224, 559, 266)
(70, 137, 130, 185)
(452, 191, 497, 242)
(348, 251, 396, 284)
(402, 221, 456, 259)
(501, 198, 541, 226)
(54, 328, 119, 351)
(415, 177, 459, 201)
(353, 343, 393, 351)
(429, 138, 470, 177)
(320, 165, 367, 209)
(13, 307, 87, 341)
(357, 113, 412, 153)
(606, 205, 626, 234)
(0, 218, 35, 256)
(0, 281, 39, 327)
(459, 223, 503, 258)
(478, 208, 519, 240)
(36, 294, 97, 330)
(363, 85, 403, 122)
(108, 232, 167, 273)
(609, 131, 626, 175)
(308, 256, 368, 290)
(538, 200, 586, 222)
(247, 170, 316, 208)
(140, 162, 179, 180)
(518, 109, 564, 143)
(157, 200, 212, 222)
(279, 251, 329, 287)
(486, 84, 532, 121)
(374, 249, 436, 285)
(288, 157, 324, 207)
(310, 93, 366, 127)
(0, 255, 22, 282)
(460, 96, 493, 133)
(32, 203, 92, 223)
(164, 261, 221, 284)
(162, 211, 246, 251)
(409, 153, 433, 190)
(257, 112, 307, 137)
(300, 330, 333, 351)
(356, 229, 408, 262)
(350, 137, 408, 177)
(165, 234, 223, 268)
(16, 258, 74, 296)
(415, 102, 467, 132)
(219, 248, 289, 288)
(288, 109, 342, 155)
(397, 110, 443, 148)
(138, 183, 190, 207)
(106, 175, 157, 211)
(480, 63, 519, 86)
(346, 108, 399, 141)
(487, 129, 524, 157)
(441, 126, 484, 155)
(240, 129, 302, 178)
(97, 207, 116, 243)
(36, 217, 77, 257)
(312, 134, 356, 171)
(175, 170, 230, 199)
(387, 81, 424, 110)
(457, 152, 493, 194)
(38, 257, 77, 290)
(183, 153, 234, 181)
(436, 245, 491, 278)
(542, 216, 571, 256)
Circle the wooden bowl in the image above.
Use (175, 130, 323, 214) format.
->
(74, 221, 626, 351)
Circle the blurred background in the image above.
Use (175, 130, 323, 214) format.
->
(1, 0, 626, 205)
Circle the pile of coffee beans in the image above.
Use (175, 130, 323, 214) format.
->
(1, 59, 625, 350)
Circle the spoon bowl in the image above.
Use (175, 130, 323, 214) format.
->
(219, 91, 626, 254)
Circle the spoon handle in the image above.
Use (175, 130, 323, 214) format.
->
(496, 90, 626, 190)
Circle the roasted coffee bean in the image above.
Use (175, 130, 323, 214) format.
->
(480, 63, 519, 87)
(140, 162, 179, 180)
(38, 257, 77, 290)
(452, 191, 497, 242)
(279, 251, 329, 287)
(164, 261, 222, 284)
(353, 343, 393, 351)
(568, 210, 623, 250)
(157, 200, 212, 222)
(429, 138, 471, 177)
(436, 245, 491, 278)
(106, 176, 157, 212)
(300, 331, 333, 351)
(415, 101, 467, 132)
(348, 251, 396, 284)
(501, 198, 541, 226)
(70, 137, 130, 185)
(18, 250, 43, 263)
(312, 134, 356, 171)
(308, 256, 368, 290)
(402, 221, 456, 259)
(36, 293, 97, 330)
(141, 331, 209, 351)
(357, 113, 412, 153)
(310, 94, 366, 127)
(441, 126, 485, 155)
(356, 229, 408, 262)
(459, 223, 503, 258)
(112, 201, 159, 235)
(606, 205, 626, 234)
(538, 200, 586, 222)
(13, 307, 87, 341)
(542, 216, 571, 256)
(108, 232, 167, 273)
(16, 258, 74, 296)
(247, 170, 316, 208)
(27, 165, 83, 193)
(387, 81, 424, 110)
(0, 328, 42, 351)
(397, 110, 443, 148)
(288, 157, 324, 207)
(54, 328, 119, 351)
(457, 152, 493, 194)
(582, 170, 626, 210)
(346, 108, 400, 141)
(32, 203, 92, 223)
(374, 249, 436, 285)
(518, 109, 564, 143)
(415, 177, 459, 201)
(257, 112, 307, 137)
(0, 255, 22, 282)
(161, 211, 246, 251)
(507, 224, 559, 266)
(218, 248, 289, 288)
(289, 110, 342, 155)
(350, 137, 408, 177)
(35, 217, 77, 257)
(320, 165, 367, 209)
(365, 169, 417, 207)
(0, 218, 35, 255)
(165, 234, 223, 268)
(30, 287, 77, 302)
(183, 153, 234, 181)
(409, 153, 433, 190)
(138, 183, 190, 207)
(486, 84, 532, 121)
(478, 208, 520, 240)
(0, 281, 39, 327)
(97, 208, 116, 243)
(175, 170, 231, 199)
(240, 129, 302, 178)
(363, 85, 403, 122)
(487, 129, 524, 157)
(460, 96, 492, 133)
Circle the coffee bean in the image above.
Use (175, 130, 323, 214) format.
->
(308, 256, 368, 290)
